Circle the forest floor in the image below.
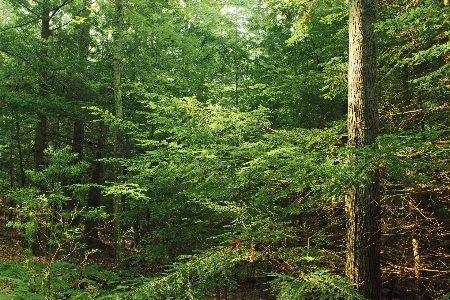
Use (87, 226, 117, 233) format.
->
(5, 202, 448, 300)
(0, 207, 275, 300)
(0, 201, 430, 300)
(0, 214, 25, 263)
(0, 211, 116, 267)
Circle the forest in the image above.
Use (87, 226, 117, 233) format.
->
(0, 0, 449, 299)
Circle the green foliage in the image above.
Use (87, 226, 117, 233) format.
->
(270, 269, 365, 300)
(442, 293, 450, 300)
(129, 89, 449, 297)
(0, 261, 42, 300)
(128, 95, 362, 298)
(377, 0, 450, 131)
(0, 0, 449, 298)
(376, 130, 449, 186)
(268, 244, 366, 299)
(245, 0, 348, 128)
(136, 241, 352, 299)
(133, 247, 244, 299)
(8, 147, 89, 246)
(0, 261, 134, 299)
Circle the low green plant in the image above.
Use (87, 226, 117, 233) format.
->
(0, 261, 138, 299)
(133, 246, 247, 299)
(0, 261, 42, 300)
(269, 270, 365, 300)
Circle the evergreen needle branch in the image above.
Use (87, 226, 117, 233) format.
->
(384, 103, 449, 116)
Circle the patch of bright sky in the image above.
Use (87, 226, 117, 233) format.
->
(220, 5, 250, 34)
(0, 0, 13, 24)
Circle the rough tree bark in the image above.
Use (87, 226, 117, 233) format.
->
(345, 0, 381, 299)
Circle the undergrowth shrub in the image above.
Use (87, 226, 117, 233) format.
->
(269, 270, 365, 300)
(133, 246, 243, 299)
(132, 240, 364, 300)
(0, 261, 42, 300)
(0, 261, 138, 299)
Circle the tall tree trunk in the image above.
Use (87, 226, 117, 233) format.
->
(86, 121, 105, 249)
(34, 1, 51, 170)
(15, 121, 26, 188)
(31, 1, 52, 257)
(345, 0, 381, 299)
(34, 113, 47, 169)
(113, 0, 124, 269)
(74, 0, 101, 249)
(72, 0, 91, 160)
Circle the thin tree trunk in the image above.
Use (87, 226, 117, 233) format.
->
(34, 1, 51, 170)
(234, 7, 239, 106)
(11, 120, 26, 222)
(75, 0, 101, 249)
(15, 121, 25, 187)
(72, 0, 91, 160)
(8, 142, 14, 220)
(86, 121, 105, 249)
(113, 0, 124, 269)
(32, 1, 52, 257)
(412, 238, 424, 300)
(34, 113, 47, 169)
(345, 0, 381, 299)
